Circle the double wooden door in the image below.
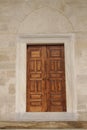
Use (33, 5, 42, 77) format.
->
(27, 45, 66, 112)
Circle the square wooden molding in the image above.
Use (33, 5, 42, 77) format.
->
(16, 34, 77, 121)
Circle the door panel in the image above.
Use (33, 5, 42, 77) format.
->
(46, 45, 66, 112)
(27, 46, 47, 112)
(27, 45, 66, 112)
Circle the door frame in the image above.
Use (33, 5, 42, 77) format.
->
(16, 34, 77, 121)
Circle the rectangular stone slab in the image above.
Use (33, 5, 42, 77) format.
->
(0, 121, 87, 129)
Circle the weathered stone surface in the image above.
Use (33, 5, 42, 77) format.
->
(0, 129, 85, 130)
(0, 0, 87, 121)
(78, 112, 87, 121)
(0, 54, 9, 62)
(9, 84, 15, 95)
(0, 63, 15, 70)
(6, 71, 15, 77)
(0, 121, 87, 129)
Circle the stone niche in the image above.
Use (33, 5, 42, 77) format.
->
(15, 6, 77, 121)
(18, 7, 73, 34)
(0, 0, 87, 122)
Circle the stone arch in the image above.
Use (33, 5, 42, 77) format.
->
(18, 6, 74, 34)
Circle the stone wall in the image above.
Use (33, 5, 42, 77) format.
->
(0, 35, 16, 120)
(0, 0, 87, 120)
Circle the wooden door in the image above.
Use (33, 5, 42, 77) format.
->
(27, 46, 47, 112)
(27, 45, 66, 112)
(46, 45, 66, 112)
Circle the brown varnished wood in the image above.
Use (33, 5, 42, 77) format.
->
(27, 45, 46, 112)
(26, 44, 66, 112)
(46, 45, 66, 112)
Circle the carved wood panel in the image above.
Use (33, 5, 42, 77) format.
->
(27, 46, 47, 112)
(46, 45, 66, 112)
(27, 45, 66, 112)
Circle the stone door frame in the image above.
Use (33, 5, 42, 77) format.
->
(16, 34, 77, 121)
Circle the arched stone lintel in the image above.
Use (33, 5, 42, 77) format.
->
(17, 6, 74, 34)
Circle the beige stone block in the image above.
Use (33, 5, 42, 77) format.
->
(6, 71, 15, 78)
(8, 104, 15, 113)
(0, 71, 7, 78)
(9, 84, 15, 95)
(0, 54, 9, 62)
(0, 23, 8, 32)
(0, 91, 9, 103)
(0, 71, 8, 85)
(0, 47, 16, 53)
(0, 71, 12, 85)
(0, 63, 15, 70)
(77, 75, 87, 84)
(0, 48, 16, 62)
(0, 79, 7, 85)
(0, 34, 16, 45)
(9, 54, 16, 61)
(77, 86, 87, 95)
(78, 112, 87, 121)
(0, 54, 16, 62)
(78, 104, 87, 112)
(78, 95, 87, 104)
(9, 95, 15, 103)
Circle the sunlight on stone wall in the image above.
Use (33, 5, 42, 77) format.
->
(0, 35, 16, 120)
(0, 0, 87, 120)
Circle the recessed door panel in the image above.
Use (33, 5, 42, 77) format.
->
(46, 45, 66, 112)
(27, 46, 47, 112)
(27, 45, 66, 112)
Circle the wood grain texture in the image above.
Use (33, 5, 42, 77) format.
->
(46, 45, 66, 112)
(27, 45, 66, 112)
(0, 121, 87, 129)
(27, 45, 46, 112)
